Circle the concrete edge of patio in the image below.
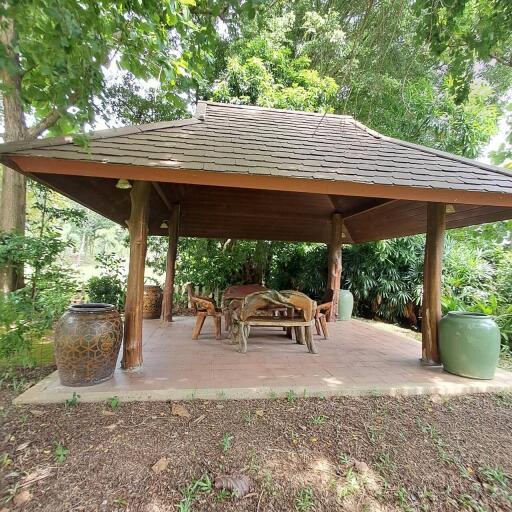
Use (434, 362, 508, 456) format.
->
(13, 369, 512, 405)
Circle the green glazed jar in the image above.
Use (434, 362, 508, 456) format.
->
(338, 289, 354, 321)
(439, 311, 500, 380)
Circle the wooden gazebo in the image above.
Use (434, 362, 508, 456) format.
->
(1, 102, 512, 370)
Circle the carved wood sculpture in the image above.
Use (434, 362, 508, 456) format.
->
(222, 283, 267, 332)
(315, 288, 334, 339)
(231, 290, 317, 354)
(186, 283, 222, 341)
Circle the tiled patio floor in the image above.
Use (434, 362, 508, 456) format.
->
(15, 316, 512, 403)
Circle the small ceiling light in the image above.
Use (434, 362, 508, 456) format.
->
(446, 204, 456, 214)
(160, 220, 169, 229)
(115, 179, 132, 189)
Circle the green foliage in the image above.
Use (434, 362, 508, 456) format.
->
(269, 244, 327, 300)
(102, 74, 188, 126)
(86, 252, 126, 310)
(490, 103, 512, 169)
(414, 0, 512, 103)
(0, 183, 79, 360)
(0, 0, 253, 133)
(87, 276, 125, 310)
(210, 28, 338, 112)
(244, 1, 503, 158)
(343, 237, 425, 325)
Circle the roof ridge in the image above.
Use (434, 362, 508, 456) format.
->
(0, 116, 202, 154)
(202, 100, 354, 120)
(349, 118, 512, 180)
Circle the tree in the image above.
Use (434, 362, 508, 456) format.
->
(249, 1, 504, 158)
(414, 0, 512, 102)
(101, 74, 189, 127)
(0, 0, 254, 292)
(208, 28, 338, 112)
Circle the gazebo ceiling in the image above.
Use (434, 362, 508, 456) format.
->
(1, 101, 511, 243)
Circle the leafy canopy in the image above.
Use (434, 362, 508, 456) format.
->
(210, 29, 338, 112)
(0, 0, 254, 134)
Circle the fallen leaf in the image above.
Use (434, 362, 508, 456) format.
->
(16, 441, 31, 452)
(151, 457, 169, 474)
(255, 409, 264, 417)
(105, 423, 117, 431)
(21, 467, 52, 487)
(30, 409, 46, 417)
(171, 404, 191, 418)
(192, 414, 206, 424)
(13, 490, 32, 507)
(214, 474, 251, 498)
(101, 410, 115, 416)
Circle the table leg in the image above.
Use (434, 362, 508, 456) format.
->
(305, 326, 317, 354)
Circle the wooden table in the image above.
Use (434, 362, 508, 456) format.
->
(222, 284, 268, 303)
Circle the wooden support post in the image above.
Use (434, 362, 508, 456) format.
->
(327, 213, 344, 322)
(161, 203, 181, 323)
(421, 202, 446, 365)
(122, 181, 151, 370)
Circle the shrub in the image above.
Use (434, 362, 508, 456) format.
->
(87, 275, 125, 310)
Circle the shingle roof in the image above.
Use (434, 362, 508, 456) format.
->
(2, 101, 512, 195)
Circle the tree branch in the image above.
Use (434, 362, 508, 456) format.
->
(25, 109, 62, 139)
(491, 53, 512, 68)
(25, 91, 79, 140)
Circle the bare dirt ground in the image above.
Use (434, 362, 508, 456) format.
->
(1, 367, 512, 512)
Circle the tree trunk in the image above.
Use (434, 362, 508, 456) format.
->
(122, 181, 151, 370)
(0, 17, 28, 292)
(421, 203, 446, 365)
(161, 204, 180, 323)
(327, 213, 344, 322)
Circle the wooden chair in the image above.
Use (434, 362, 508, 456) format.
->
(315, 289, 334, 339)
(186, 283, 222, 340)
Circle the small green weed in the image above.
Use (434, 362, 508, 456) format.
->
(113, 498, 128, 508)
(65, 392, 80, 409)
(286, 389, 297, 402)
(1, 452, 13, 467)
(178, 474, 212, 512)
(311, 415, 326, 425)
(220, 433, 233, 453)
(457, 493, 485, 512)
(376, 451, 394, 473)
(395, 486, 414, 512)
(216, 489, 233, 501)
(242, 411, 253, 424)
(262, 470, 276, 496)
(54, 442, 69, 463)
(268, 389, 278, 400)
(480, 465, 509, 487)
(295, 486, 314, 511)
(338, 452, 350, 465)
(107, 395, 120, 410)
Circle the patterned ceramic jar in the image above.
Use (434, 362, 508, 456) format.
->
(54, 304, 123, 386)
(143, 285, 163, 319)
